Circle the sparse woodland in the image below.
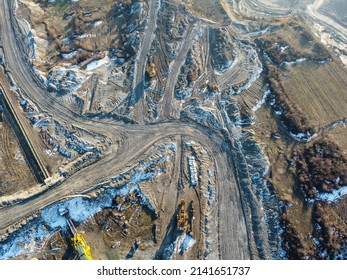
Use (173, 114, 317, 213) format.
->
(293, 139, 347, 198)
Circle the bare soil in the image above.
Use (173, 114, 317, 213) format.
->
(0, 114, 36, 196)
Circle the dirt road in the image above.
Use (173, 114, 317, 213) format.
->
(0, 0, 250, 259)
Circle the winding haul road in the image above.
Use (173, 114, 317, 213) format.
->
(307, 0, 347, 40)
(0, 0, 250, 259)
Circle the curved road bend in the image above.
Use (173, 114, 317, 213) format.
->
(0, 0, 250, 259)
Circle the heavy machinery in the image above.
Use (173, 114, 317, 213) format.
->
(188, 200, 195, 236)
(146, 56, 157, 78)
(59, 209, 93, 260)
(147, 62, 157, 78)
(177, 199, 189, 232)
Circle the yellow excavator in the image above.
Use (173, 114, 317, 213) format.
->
(60, 209, 93, 260)
(146, 56, 156, 78)
(177, 200, 189, 232)
(147, 62, 157, 78)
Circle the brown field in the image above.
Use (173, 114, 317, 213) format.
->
(256, 18, 330, 64)
(283, 61, 347, 128)
(0, 117, 36, 196)
(252, 104, 316, 256)
(187, 0, 228, 23)
(324, 126, 347, 156)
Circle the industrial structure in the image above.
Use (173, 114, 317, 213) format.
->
(60, 209, 93, 260)
(177, 199, 195, 235)
(0, 79, 49, 183)
(146, 56, 157, 78)
(177, 199, 189, 232)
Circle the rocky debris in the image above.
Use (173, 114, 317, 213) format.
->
(158, 2, 191, 40)
(175, 44, 202, 100)
(190, 143, 218, 260)
(17, 0, 148, 116)
(181, 105, 221, 129)
(210, 28, 235, 73)
(10, 83, 102, 173)
(144, 88, 165, 123)
(47, 66, 88, 94)
(0, 47, 5, 65)
(109, 0, 147, 63)
(220, 96, 284, 259)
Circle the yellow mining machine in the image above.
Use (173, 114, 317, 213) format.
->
(60, 209, 93, 260)
(147, 62, 157, 78)
(202, 81, 219, 92)
(146, 56, 157, 78)
(177, 199, 189, 232)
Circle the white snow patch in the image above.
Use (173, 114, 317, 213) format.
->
(130, 170, 155, 185)
(306, 133, 318, 142)
(247, 26, 273, 35)
(180, 233, 196, 253)
(279, 45, 288, 53)
(289, 131, 316, 142)
(45, 149, 55, 156)
(167, 143, 176, 152)
(188, 156, 198, 186)
(93, 20, 103, 27)
(340, 54, 347, 67)
(76, 33, 97, 39)
(0, 186, 133, 259)
(0, 223, 49, 260)
(290, 132, 306, 138)
(316, 186, 347, 203)
(252, 89, 270, 111)
(283, 58, 307, 66)
(85, 56, 110, 71)
(62, 50, 77, 59)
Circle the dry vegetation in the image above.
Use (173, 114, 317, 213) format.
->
(186, 0, 228, 23)
(253, 87, 347, 259)
(325, 126, 347, 154)
(313, 201, 347, 259)
(255, 20, 330, 65)
(293, 139, 347, 199)
(279, 199, 347, 259)
(283, 61, 347, 128)
(265, 61, 314, 134)
(279, 205, 315, 259)
(253, 104, 316, 258)
(255, 19, 347, 135)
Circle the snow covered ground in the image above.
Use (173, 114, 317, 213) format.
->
(0, 142, 175, 259)
(85, 56, 110, 71)
(309, 186, 347, 204)
(252, 89, 270, 112)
